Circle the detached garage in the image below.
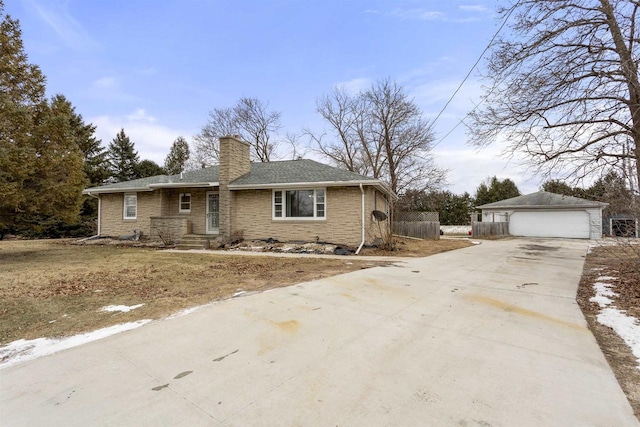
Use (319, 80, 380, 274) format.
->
(477, 191, 607, 240)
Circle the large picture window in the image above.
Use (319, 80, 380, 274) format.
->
(123, 194, 137, 219)
(273, 189, 325, 220)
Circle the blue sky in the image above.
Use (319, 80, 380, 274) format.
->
(6, 0, 540, 194)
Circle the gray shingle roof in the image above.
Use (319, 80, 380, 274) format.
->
(477, 191, 607, 209)
(84, 160, 384, 193)
(83, 166, 219, 193)
(230, 159, 376, 186)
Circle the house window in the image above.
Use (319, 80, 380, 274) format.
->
(273, 189, 326, 220)
(123, 194, 137, 219)
(179, 193, 191, 213)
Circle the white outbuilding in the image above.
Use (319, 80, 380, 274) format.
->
(476, 191, 608, 240)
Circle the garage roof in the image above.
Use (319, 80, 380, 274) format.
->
(477, 191, 608, 209)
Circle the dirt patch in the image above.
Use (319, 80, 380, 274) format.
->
(577, 241, 640, 419)
(358, 237, 472, 257)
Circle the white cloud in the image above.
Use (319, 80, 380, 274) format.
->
(334, 77, 372, 95)
(434, 145, 541, 195)
(366, 6, 489, 22)
(378, 8, 445, 21)
(126, 108, 157, 123)
(25, 0, 97, 50)
(88, 76, 139, 103)
(459, 5, 489, 13)
(91, 110, 195, 165)
(93, 76, 117, 89)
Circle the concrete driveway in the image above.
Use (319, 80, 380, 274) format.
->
(1, 238, 637, 426)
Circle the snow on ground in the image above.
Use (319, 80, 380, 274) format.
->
(440, 225, 471, 235)
(99, 303, 144, 313)
(0, 320, 151, 369)
(597, 309, 640, 365)
(590, 274, 640, 370)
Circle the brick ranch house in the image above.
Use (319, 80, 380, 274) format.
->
(83, 136, 395, 249)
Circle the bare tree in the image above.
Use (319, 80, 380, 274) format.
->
(312, 78, 446, 195)
(283, 132, 310, 160)
(192, 97, 281, 164)
(470, 0, 640, 188)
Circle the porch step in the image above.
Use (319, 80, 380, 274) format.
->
(176, 234, 213, 250)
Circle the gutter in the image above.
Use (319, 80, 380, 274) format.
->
(355, 183, 366, 255)
(229, 180, 395, 198)
(148, 182, 218, 189)
(82, 182, 219, 195)
(82, 187, 153, 195)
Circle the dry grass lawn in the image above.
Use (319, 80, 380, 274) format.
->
(0, 237, 471, 346)
(577, 242, 640, 419)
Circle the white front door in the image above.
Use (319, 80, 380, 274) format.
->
(206, 192, 219, 234)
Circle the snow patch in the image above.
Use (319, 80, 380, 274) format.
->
(99, 303, 144, 313)
(0, 320, 151, 369)
(597, 308, 640, 370)
(591, 276, 640, 370)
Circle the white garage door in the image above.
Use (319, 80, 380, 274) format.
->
(509, 210, 590, 239)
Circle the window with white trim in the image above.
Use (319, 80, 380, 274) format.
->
(179, 193, 191, 213)
(123, 194, 137, 219)
(273, 189, 325, 219)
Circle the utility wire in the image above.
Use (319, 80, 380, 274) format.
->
(431, 1, 520, 148)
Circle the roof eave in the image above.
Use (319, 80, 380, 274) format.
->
(228, 180, 397, 199)
(479, 203, 608, 209)
(148, 182, 219, 189)
(83, 182, 219, 195)
(228, 180, 378, 190)
(82, 187, 154, 195)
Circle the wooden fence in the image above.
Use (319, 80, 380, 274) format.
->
(394, 221, 440, 240)
(393, 211, 440, 239)
(472, 222, 509, 238)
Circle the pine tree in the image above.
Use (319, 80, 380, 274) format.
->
(29, 96, 86, 224)
(474, 177, 520, 206)
(164, 136, 190, 175)
(0, 2, 85, 236)
(107, 129, 140, 182)
(136, 159, 165, 178)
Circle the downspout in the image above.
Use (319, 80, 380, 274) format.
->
(79, 193, 101, 241)
(356, 184, 365, 255)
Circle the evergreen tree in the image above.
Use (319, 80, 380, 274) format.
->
(107, 129, 139, 182)
(0, 3, 85, 236)
(542, 180, 575, 197)
(49, 95, 109, 187)
(47, 95, 108, 220)
(29, 96, 86, 224)
(474, 176, 520, 206)
(164, 136, 190, 175)
(136, 159, 165, 178)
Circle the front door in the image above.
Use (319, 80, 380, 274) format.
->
(206, 192, 219, 234)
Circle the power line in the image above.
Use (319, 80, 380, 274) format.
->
(431, 2, 519, 148)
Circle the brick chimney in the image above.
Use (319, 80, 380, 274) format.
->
(218, 135, 250, 237)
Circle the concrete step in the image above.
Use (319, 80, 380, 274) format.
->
(176, 235, 212, 250)
(175, 244, 207, 250)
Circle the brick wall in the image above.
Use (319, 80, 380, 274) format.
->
(160, 188, 211, 234)
(219, 136, 251, 237)
(149, 216, 192, 243)
(232, 186, 389, 247)
(99, 191, 162, 238)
